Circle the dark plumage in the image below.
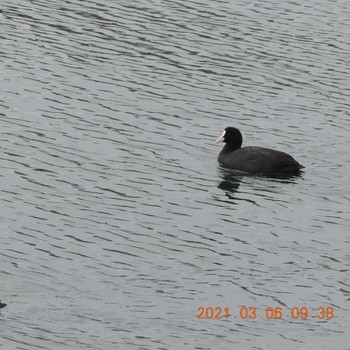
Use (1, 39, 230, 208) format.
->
(216, 127, 304, 174)
(0, 301, 6, 309)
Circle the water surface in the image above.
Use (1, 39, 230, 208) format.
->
(1, 0, 350, 349)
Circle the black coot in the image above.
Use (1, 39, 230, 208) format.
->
(216, 127, 304, 174)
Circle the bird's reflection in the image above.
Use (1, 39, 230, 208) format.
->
(217, 166, 304, 200)
(217, 168, 243, 200)
(263, 170, 304, 182)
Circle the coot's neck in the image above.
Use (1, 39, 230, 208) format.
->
(223, 143, 241, 153)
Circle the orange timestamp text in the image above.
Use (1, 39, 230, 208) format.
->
(197, 306, 334, 320)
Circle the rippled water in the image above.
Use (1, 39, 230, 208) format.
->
(1, 0, 350, 349)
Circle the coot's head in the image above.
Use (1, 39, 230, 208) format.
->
(215, 127, 243, 149)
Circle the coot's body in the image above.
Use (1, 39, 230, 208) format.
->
(216, 127, 304, 174)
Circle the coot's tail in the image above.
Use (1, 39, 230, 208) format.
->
(280, 163, 304, 173)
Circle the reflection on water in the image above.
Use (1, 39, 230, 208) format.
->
(217, 168, 242, 199)
(217, 166, 304, 199)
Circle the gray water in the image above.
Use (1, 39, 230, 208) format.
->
(1, 0, 350, 349)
